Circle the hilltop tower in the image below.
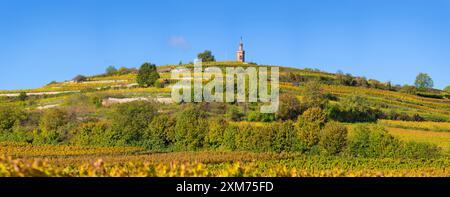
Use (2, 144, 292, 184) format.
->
(236, 37, 245, 62)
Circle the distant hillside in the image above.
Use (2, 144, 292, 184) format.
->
(1, 61, 450, 122)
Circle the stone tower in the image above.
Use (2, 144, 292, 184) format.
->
(236, 37, 245, 62)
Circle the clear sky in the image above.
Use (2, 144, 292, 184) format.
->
(1, 0, 450, 90)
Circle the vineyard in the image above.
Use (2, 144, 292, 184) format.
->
(1, 153, 450, 177)
(1, 61, 450, 177)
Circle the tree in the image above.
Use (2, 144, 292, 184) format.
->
(106, 65, 117, 75)
(301, 80, 328, 110)
(295, 107, 327, 149)
(0, 106, 24, 133)
(137, 62, 160, 87)
(174, 106, 209, 151)
(110, 101, 158, 146)
(414, 73, 433, 89)
(277, 94, 302, 120)
(318, 121, 348, 155)
(197, 50, 216, 62)
(37, 108, 73, 144)
(73, 75, 87, 83)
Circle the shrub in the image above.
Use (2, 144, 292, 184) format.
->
(349, 125, 399, 158)
(400, 85, 418, 95)
(222, 125, 238, 150)
(399, 141, 441, 159)
(143, 115, 175, 151)
(272, 121, 297, 152)
(18, 92, 27, 101)
(318, 121, 348, 155)
(295, 107, 327, 149)
(277, 94, 302, 120)
(110, 101, 158, 146)
(205, 118, 228, 149)
(36, 108, 73, 144)
(301, 80, 328, 110)
(228, 106, 244, 121)
(0, 106, 25, 133)
(72, 121, 111, 146)
(247, 111, 275, 122)
(328, 94, 380, 122)
(174, 106, 209, 151)
(349, 125, 441, 159)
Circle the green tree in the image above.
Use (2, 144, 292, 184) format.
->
(295, 107, 327, 149)
(272, 121, 297, 152)
(301, 80, 328, 110)
(73, 75, 87, 83)
(0, 106, 25, 133)
(143, 115, 175, 150)
(277, 93, 302, 120)
(414, 73, 433, 89)
(205, 118, 228, 149)
(318, 121, 348, 155)
(37, 108, 72, 144)
(137, 63, 160, 87)
(106, 65, 117, 75)
(174, 106, 209, 151)
(110, 101, 158, 146)
(197, 50, 216, 62)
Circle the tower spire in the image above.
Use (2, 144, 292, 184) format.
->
(236, 37, 245, 62)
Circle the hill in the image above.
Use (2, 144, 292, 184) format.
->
(0, 61, 449, 177)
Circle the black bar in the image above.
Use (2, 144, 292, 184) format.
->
(0, 178, 449, 196)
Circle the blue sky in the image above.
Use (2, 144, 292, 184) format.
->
(1, 0, 450, 90)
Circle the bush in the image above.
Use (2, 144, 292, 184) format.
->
(205, 118, 228, 149)
(109, 101, 158, 146)
(174, 106, 209, 151)
(36, 108, 73, 144)
(142, 115, 175, 151)
(349, 125, 399, 158)
(328, 94, 381, 122)
(18, 92, 27, 101)
(72, 121, 111, 146)
(228, 106, 244, 121)
(295, 107, 327, 149)
(272, 121, 298, 152)
(318, 121, 348, 155)
(222, 125, 238, 150)
(0, 106, 25, 134)
(247, 111, 275, 122)
(400, 85, 418, 95)
(301, 80, 328, 110)
(349, 125, 441, 158)
(277, 94, 302, 120)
